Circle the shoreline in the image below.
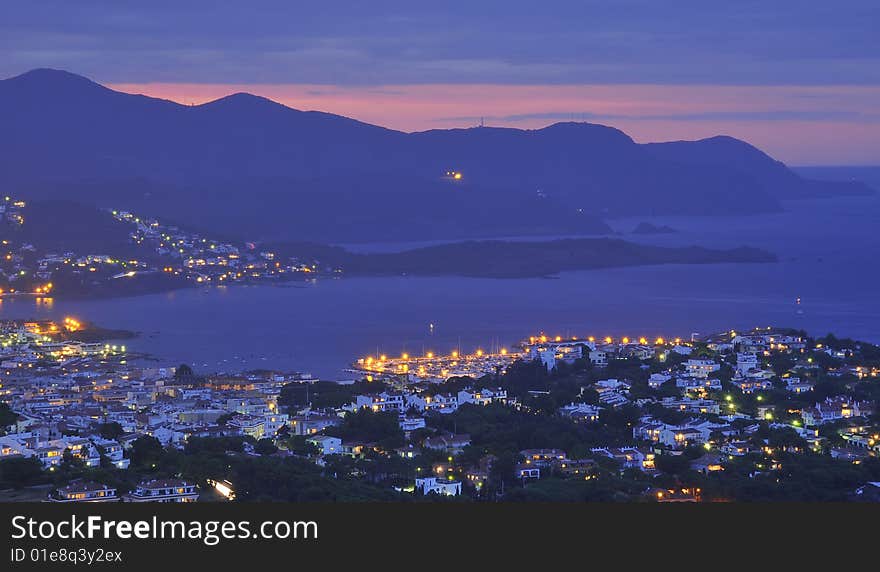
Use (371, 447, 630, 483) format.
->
(9, 245, 776, 303)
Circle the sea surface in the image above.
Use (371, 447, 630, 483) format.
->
(1, 192, 878, 380)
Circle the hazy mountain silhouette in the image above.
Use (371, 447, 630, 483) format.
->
(644, 136, 875, 199)
(0, 69, 872, 242)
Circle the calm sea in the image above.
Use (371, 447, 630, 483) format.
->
(2, 194, 878, 380)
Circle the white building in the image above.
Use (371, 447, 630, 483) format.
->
(648, 373, 672, 389)
(49, 481, 118, 503)
(90, 437, 130, 469)
(559, 402, 602, 423)
(399, 416, 426, 432)
(407, 393, 458, 413)
(457, 388, 507, 406)
(228, 415, 265, 439)
(802, 398, 869, 426)
(736, 352, 759, 375)
(352, 393, 406, 413)
(589, 350, 608, 367)
(685, 359, 720, 379)
(307, 435, 342, 456)
(415, 477, 461, 496)
(659, 426, 709, 448)
(784, 377, 814, 394)
(125, 479, 199, 502)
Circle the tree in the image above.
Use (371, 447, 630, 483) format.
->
(657, 379, 683, 399)
(488, 451, 517, 495)
(184, 436, 247, 455)
(97, 422, 124, 440)
(767, 353, 796, 377)
(285, 435, 320, 456)
(279, 380, 387, 410)
(768, 428, 807, 450)
(654, 453, 692, 476)
(327, 409, 404, 449)
(61, 448, 85, 469)
(0, 403, 19, 432)
(129, 435, 164, 469)
(255, 438, 279, 455)
(174, 364, 195, 383)
(0, 457, 45, 488)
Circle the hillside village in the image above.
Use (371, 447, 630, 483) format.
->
(0, 195, 329, 301)
(1, 321, 879, 502)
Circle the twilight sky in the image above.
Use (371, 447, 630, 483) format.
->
(2, 1, 878, 164)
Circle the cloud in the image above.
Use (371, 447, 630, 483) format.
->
(441, 110, 876, 124)
(3, 2, 877, 163)
(1, 1, 878, 85)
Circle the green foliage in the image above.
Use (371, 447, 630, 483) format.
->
(431, 403, 633, 464)
(654, 453, 693, 476)
(284, 435, 320, 456)
(254, 438, 279, 455)
(643, 402, 689, 426)
(604, 357, 647, 381)
(184, 436, 247, 455)
(705, 453, 880, 501)
(0, 457, 46, 489)
(766, 353, 797, 376)
(96, 422, 124, 440)
(504, 474, 647, 502)
(279, 380, 388, 410)
(422, 376, 474, 397)
(129, 435, 164, 469)
(326, 409, 404, 449)
(231, 456, 404, 502)
(174, 364, 195, 381)
(0, 403, 19, 431)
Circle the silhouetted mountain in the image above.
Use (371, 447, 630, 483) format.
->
(791, 166, 880, 196)
(0, 69, 872, 242)
(644, 136, 874, 199)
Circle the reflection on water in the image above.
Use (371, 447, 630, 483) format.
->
(1, 196, 878, 380)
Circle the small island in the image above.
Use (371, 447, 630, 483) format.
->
(632, 222, 678, 235)
(270, 238, 776, 279)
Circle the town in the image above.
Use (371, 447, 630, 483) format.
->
(0, 319, 879, 502)
(109, 209, 329, 286)
(0, 195, 329, 300)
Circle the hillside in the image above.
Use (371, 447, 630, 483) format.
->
(1, 69, 872, 243)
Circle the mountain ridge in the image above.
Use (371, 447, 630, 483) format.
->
(0, 69, 873, 243)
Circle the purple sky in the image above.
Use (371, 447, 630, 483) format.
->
(2, 1, 878, 164)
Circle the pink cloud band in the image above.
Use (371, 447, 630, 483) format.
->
(109, 82, 880, 165)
